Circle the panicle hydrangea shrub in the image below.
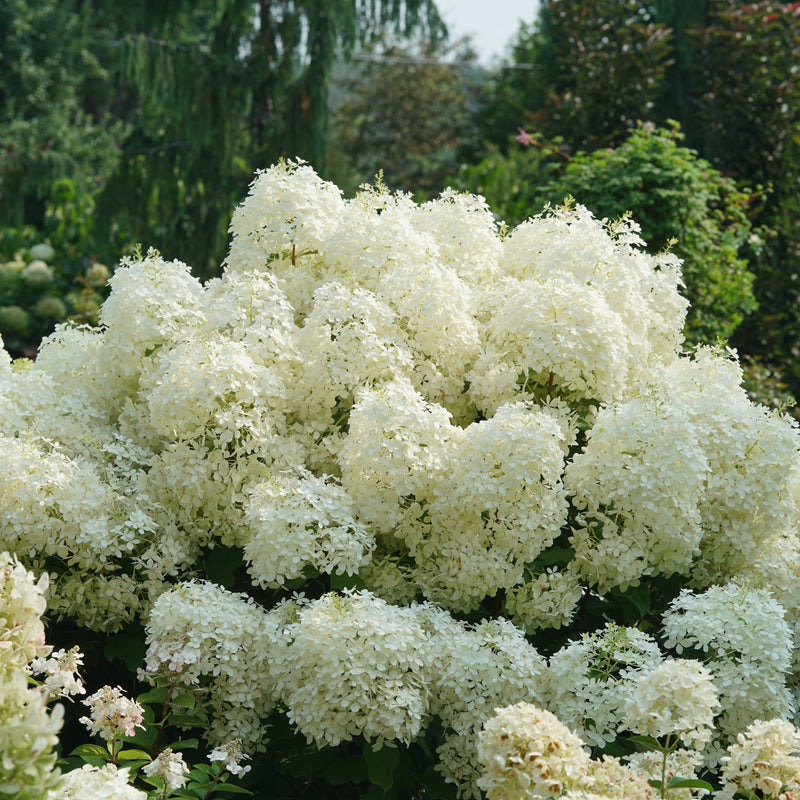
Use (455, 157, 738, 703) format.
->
(2, 159, 800, 798)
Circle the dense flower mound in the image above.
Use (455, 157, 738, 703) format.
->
(2, 160, 800, 797)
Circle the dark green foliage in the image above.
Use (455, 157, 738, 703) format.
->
(691, 2, 800, 391)
(492, 0, 674, 151)
(456, 123, 760, 346)
(0, 0, 126, 229)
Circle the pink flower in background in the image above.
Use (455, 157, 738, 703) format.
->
(516, 127, 534, 146)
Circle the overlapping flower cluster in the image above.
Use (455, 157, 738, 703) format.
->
(3, 160, 800, 796)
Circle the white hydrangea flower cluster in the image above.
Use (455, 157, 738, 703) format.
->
(624, 747, 703, 800)
(273, 590, 431, 748)
(476, 702, 592, 800)
(659, 348, 800, 584)
(662, 583, 795, 747)
(243, 468, 374, 587)
(143, 580, 281, 751)
(734, 532, 800, 672)
(468, 207, 686, 414)
(546, 623, 664, 747)
(208, 738, 251, 776)
(141, 747, 189, 790)
(422, 609, 547, 796)
(717, 718, 800, 799)
(565, 396, 708, 591)
(341, 383, 571, 611)
(30, 646, 85, 699)
(505, 567, 584, 633)
(47, 764, 146, 800)
(0, 552, 62, 799)
(475, 701, 662, 800)
(78, 686, 144, 741)
(619, 658, 719, 748)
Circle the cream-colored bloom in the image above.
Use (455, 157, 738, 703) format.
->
(142, 747, 189, 790)
(620, 658, 719, 748)
(718, 719, 800, 799)
(477, 702, 591, 800)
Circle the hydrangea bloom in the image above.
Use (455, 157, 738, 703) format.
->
(423, 610, 548, 796)
(243, 469, 374, 586)
(546, 623, 664, 747)
(476, 702, 592, 800)
(47, 764, 146, 800)
(143, 581, 281, 750)
(718, 718, 800, 799)
(662, 583, 795, 747)
(209, 739, 251, 776)
(565, 396, 708, 591)
(273, 590, 431, 748)
(30, 646, 85, 699)
(142, 747, 189, 790)
(79, 686, 144, 741)
(619, 658, 719, 748)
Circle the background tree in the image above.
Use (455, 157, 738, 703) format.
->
(327, 36, 484, 197)
(0, 0, 125, 234)
(478, 0, 674, 152)
(91, 0, 447, 275)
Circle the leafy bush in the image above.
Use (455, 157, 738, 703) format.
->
(2, 162, 800, 799)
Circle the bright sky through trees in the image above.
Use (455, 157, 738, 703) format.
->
(438, 0, 541, 63)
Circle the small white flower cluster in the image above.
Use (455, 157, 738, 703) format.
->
(662, 583, 795, 749)
(619, 658, 719, 748)
(30, 646, 85, 699)
(78, 686, 144, 741)
(142, 747, 190, 790)
(718, 718, 800, 799)
(209, 738, 251, 776)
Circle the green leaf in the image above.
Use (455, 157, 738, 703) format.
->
(211, 785, 254, 796)
(70, 744, 109, 759)
(171, 738, 201, 751)
(667, 777, 715, 791)
(117, 749, 152, 761)
(168, 713, 207, 728)
(171, 693, 197, 709)
(137, 686, 170, 705)
(329, 572, 366, 591)
(366, 744, 399, 793)
(627, 735, 662, 752)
